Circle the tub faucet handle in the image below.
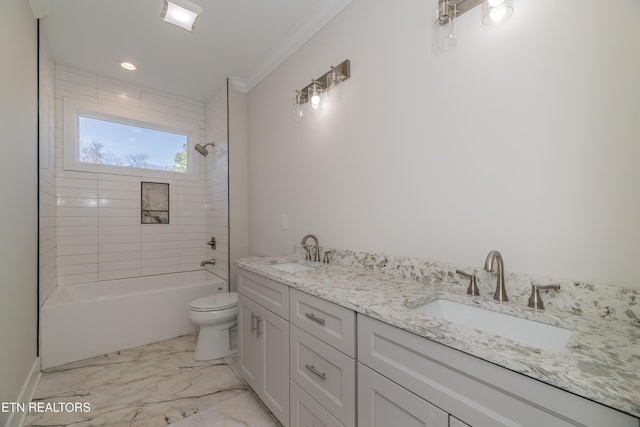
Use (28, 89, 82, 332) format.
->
(456, 269, 480, 296)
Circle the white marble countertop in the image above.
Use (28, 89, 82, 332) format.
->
(235, 255, 640, 419)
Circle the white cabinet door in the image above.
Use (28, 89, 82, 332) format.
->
(358, 363, 448, 427)
(238, 294, 260, 390)
(238, 291, 290, 427)
(260, 306, 290, 427)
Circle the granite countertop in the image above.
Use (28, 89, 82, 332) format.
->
(235, 255, 640, 419)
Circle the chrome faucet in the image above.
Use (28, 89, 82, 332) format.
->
(200, 259, 216, 267)
(301, 234, 321, 262)
(484, 250, 508, 302)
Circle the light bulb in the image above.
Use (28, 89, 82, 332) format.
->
(308, 80, 322, 112)
(489, 7, 506, 23)
(482, 0, 513, 25)
(311, 91, 320, 110)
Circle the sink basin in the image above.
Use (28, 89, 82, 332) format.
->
(412, 299, 572, 352)
(270, 262, 319, 274)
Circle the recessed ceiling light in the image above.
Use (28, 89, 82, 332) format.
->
(161, 0, 202, 31)
(121, 62, 137, 71)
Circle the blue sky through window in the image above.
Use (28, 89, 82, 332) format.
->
(78, 116, 188, 170)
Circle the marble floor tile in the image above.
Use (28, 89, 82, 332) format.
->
(23, 334, 279, 427)
(167, 392, 278, 427)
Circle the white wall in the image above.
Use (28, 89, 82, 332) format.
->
(229, 81, 250, 292)
(54, 66, 208, 285)
(247, 0, 640, 289)
(0, 0, 38, 423)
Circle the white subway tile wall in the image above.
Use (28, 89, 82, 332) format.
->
(53, 65, 219, 286)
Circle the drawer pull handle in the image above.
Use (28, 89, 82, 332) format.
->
(305, 312, 326, 326)
(251, 312, 259, 333)
(304, 363, 326, 380)
(256, 317, 262, 337)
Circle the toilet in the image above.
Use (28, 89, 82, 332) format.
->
(189, 292, 238, 361)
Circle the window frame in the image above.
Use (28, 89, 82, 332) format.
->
(63, 97, 201, 181)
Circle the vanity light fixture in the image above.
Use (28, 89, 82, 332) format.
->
(161, 0, 202, 32)
(292, 59, 351, 121)
(433, 0, 514, 51)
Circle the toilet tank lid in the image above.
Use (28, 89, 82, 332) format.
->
(190, 292, 238, 311)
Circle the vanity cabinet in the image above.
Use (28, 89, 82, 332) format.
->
(358, 314, 638, 427)
(237, 269, 290, 427)
(238, 265, 638, 427)
(289, 288, 356, 427)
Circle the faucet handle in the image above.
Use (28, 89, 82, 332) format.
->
(456, 269, 480, 296)
(303, 245, 312, 261)
(528, 284, 560, 310)
(322, 250, 334, 264)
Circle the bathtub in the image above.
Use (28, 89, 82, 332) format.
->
(41, 270, 226, 369)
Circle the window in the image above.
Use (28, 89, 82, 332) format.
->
(63, 98, 200, 180)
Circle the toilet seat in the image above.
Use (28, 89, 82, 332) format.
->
(190, 292, 238, 312)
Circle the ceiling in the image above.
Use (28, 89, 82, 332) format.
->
(35, 0, 351, 102)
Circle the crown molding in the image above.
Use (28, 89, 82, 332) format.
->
(242, 0, 352, 92)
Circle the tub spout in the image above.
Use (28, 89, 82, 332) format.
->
(200, 259, 216, 267)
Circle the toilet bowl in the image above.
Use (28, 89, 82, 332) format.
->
(189, 292, 238, 361)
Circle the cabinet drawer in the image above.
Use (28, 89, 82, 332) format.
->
(290, 380, 345, 427)
(290, 288, 356, 357)
(358, 362, 448, 427)
(290, 325, 356, 427)
(358, 315, 638, 427)
(238, 268, 289, 319)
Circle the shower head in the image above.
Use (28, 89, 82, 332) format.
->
(194, 142, 215, 157)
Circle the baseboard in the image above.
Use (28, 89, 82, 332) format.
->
(3, 357, 41, 427)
